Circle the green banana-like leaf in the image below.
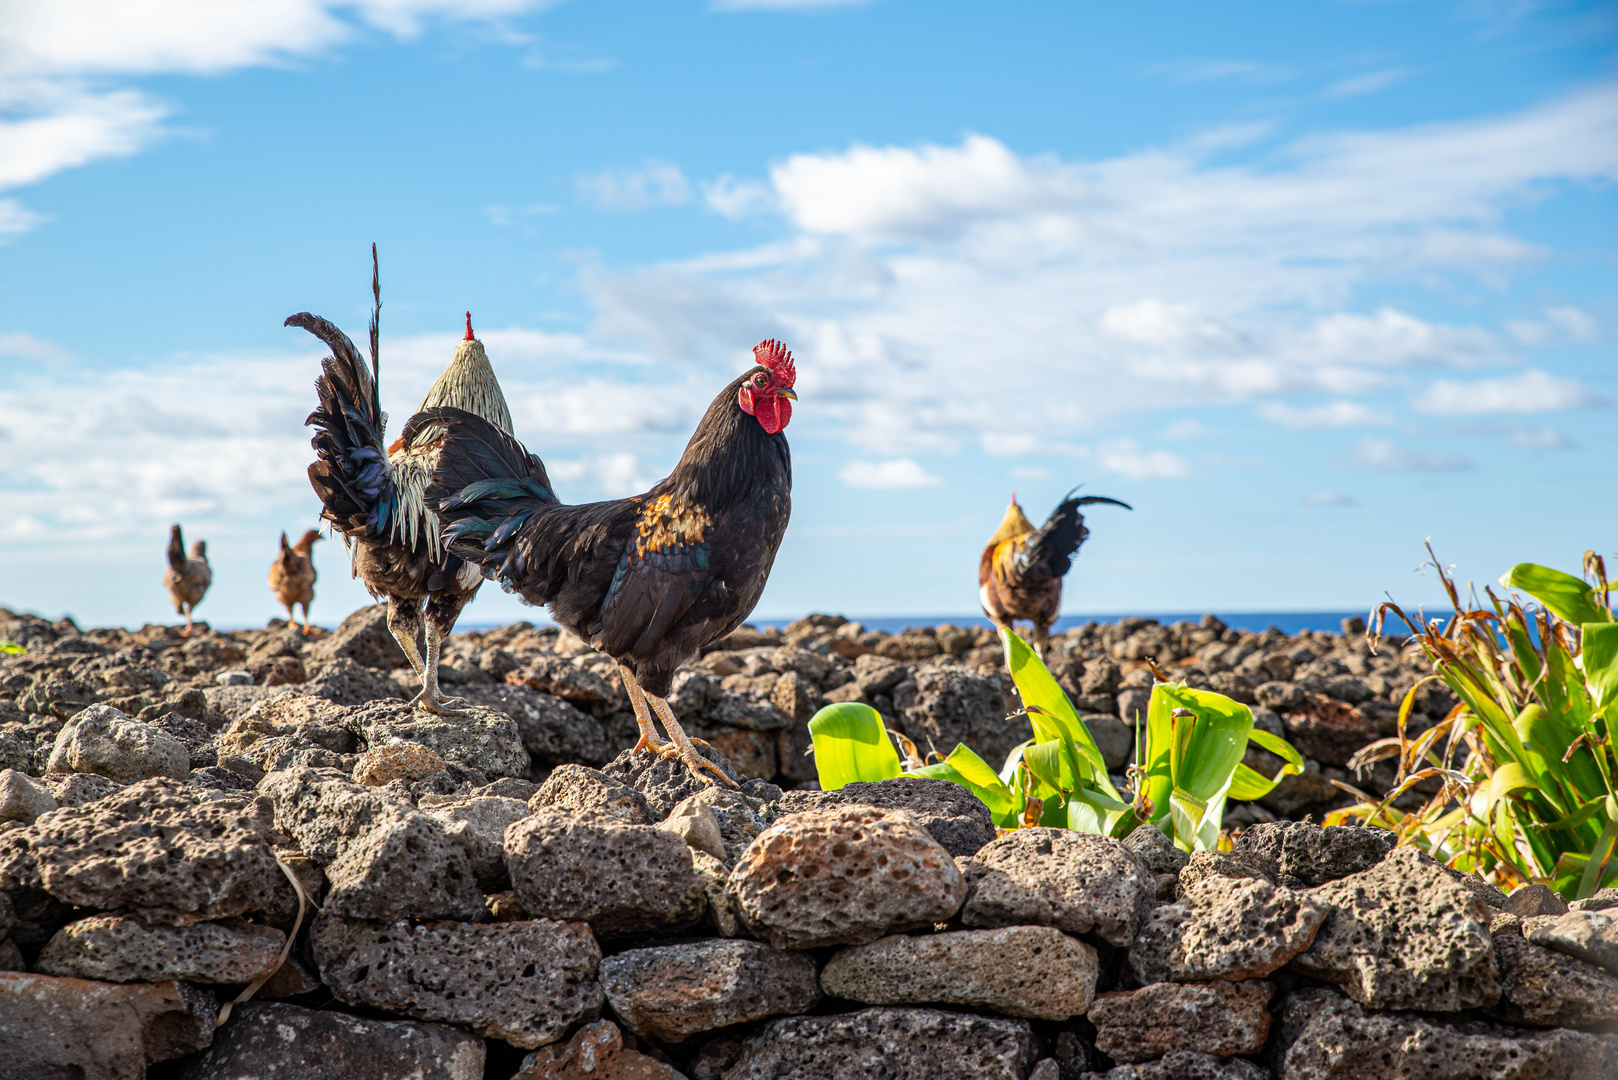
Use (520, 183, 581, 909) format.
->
(808, 702, 901, 790)
(1582, 622, 1618, 714)
(1501, 563, 1613, 627)
(908, 743, 1018, 820)
(1068, 786, 1133, 835)
(1001, 629, 1115, 793)
(1226, 728, 1307, 800)
(1142, 683, 1258, 850)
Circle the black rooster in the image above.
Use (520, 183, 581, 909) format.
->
(979, 488, 1132, 658)
(422, 340, 797, 783)
(287, 250, 515, 713)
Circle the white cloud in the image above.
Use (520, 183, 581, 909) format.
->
(1326, 68, 1408, 100)
(0, 0, 555, 238)
(576, 159, 692, 212)
(703, 175, 776, 218)
(1303, 491, 1357, 507)
(0, 331, 74, 364)
(1257, 400, 1393, 430)
(839, 458, 943, 489)
(1505, 305, 1601, 347)
(1095, 440, 1190, 481)
(1350, 437, 1472, 472)
(1163, 419, 1205, 440)
(1413, 369, 1611, 415)
(1505, 425, 1573, 450)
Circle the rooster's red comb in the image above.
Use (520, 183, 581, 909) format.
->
(753, 339, 796, 388)
(465, 312, 475, 341)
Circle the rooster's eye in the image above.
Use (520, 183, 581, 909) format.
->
(752, 373, 768, 388)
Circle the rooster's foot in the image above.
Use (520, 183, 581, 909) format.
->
(409, 690, 471, 717)
(658, 742, 739, 788)
(632, 732, 674, 755)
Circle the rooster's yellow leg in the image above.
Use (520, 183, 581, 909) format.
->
(648, 694, 738, 788)
(618, 664, 673, 754)
(411, 620, 469, 715)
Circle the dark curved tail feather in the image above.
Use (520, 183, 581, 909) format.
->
(1015, 492, 1132, 585)
(167, 524, 188, 575)
(288, 312, 397, 538)
(416, 407, 560, 582)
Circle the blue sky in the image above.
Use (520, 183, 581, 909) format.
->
(1, 0, 1614, 630)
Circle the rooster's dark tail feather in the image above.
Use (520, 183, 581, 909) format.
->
(1015, 491, 1132, 585)
(288, 312, 397, 538)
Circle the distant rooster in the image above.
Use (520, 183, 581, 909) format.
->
(980, 489, 1131, 658)
(287, 248, 516, 713)
(424, 340, 798, 784)
(269, 529, 321, 634)
(163, 524, 212, 636)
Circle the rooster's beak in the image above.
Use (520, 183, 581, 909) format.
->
(777, 388, 798, 401)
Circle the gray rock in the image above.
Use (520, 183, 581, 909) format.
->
(1131, 875, 1329, 983)
(1291, 846, 1499, 1010)
(259, 768, 483, 922)
(1081, 1053, 1270, 1080)
(456, 683, 610, 767)
(215, 670, 253, 686)
(303, 657, 408, 706)
(960, 829, 1154, 947)
(187, 765, 258, 793)
(893, 668, 1028, 771)
(1279, 985, 1606, 1080)
(1085, 714, 1136, 770)
(37, 913, 284, 984)
(505, 808, 706, 937)
(724, 1006, 1036, 1080)
(43, 770, 124, 806)
(1233, 821, 1393, 885)
(0, 970, 215, 1077)
(600, 746, 751, 818)
(531, 763, 655, 824)
(1090, 980, 1273, 1064)
(1527, 908, 1618, 974)
(778, 777, 996, 857)
(0, 768, 56, 823)
(310, 913, 602, 1048)
(821, 926, 1097, 1020)
(516, 1019, 686, 1080)
(1122, 823, 1188, 876)
(726, 805, 965, 950)
(1572, 888, 1618, 912)
(183, 1000, 483, 1080)
(600, 938, 820, 1043)
(307, 603, 411, 670)
(145, 711, 219, 769)
(659, 795, 728, 862)
(5, 777, 285, 924)
(45, 704, 190, 783)
(1117, 687, 1153, 724)
(419, 794, 531, 892)
(1488, 932, 1618, 1030)
(1502, 883, 1569, 917)
(342, 699, 527, 778)
(674, 787, 771, 865)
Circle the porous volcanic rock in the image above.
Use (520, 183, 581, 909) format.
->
(725, 805, 965, 950)
(1233, 821, 1393, 885)
(959, 828, 1154, 947)
(37, 913, 284, 984)
(530, 764, 655, 825)
(599, 938, 821, 1043)
(342, 700, 527, 778)
(310, 913, 602, 1048)
(0, 768, 56, 824)
(1488, 932, 1618, 1030)
(0, 970, 215, 1078)
(601, 746, 771, 819)
(1089, 980, 1273, 1064)
(307, 603, 411, 669)
(458, 683, 611, 768)
(259, 767, 483, 922)
(821, 925, 1097, 1020)
(183, 1000, 484, 1080)
(777, 776, 996, 857)
(513, 1019, 684, 1080)
(0, 777, 285, 924)
(1130, 875, 1329, 983)
(1081, 1054, 1270, 1080)
(42, 770, 125, 807)
(893, 667, 1028, 772)
(1290, 847, 1499, 1010)
(505, 808, 706, 937)
(1278, 985, 1607, 1080)
(1121, 823, 1189, 876)
(724, 1006, 1036, 1080)
(1527, 908, 1618, 974)
(45, 704, 190, 783)
(352, 740, 446, 786)
(419, 793, 531, 892)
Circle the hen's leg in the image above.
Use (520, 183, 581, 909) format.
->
(648, 693, 738, 788)
(182, 603, 195, 637)
(1032, 621, 1052, 663)
(618, 664, 672, 755)
(385, 596, 427, 678)
(411, 592, 471, 715)
(300, 602, 312, 636)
